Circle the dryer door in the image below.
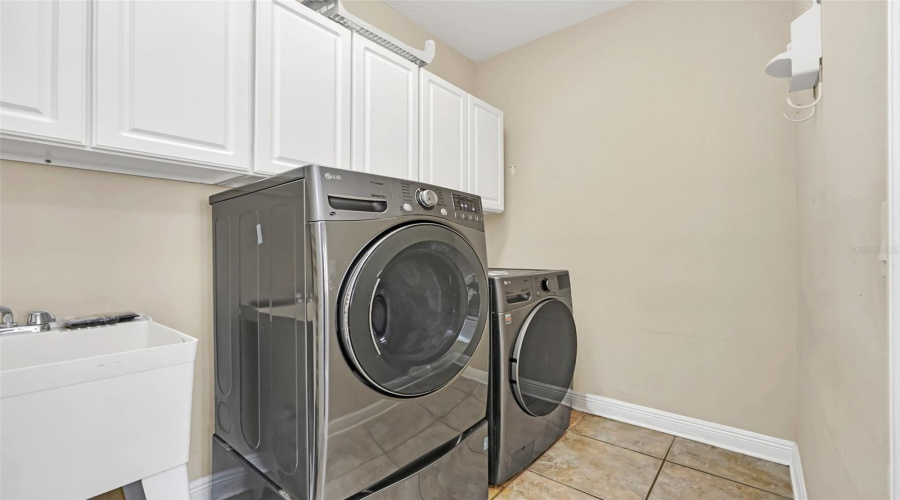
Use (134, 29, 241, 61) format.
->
(510, 299, 578, 416)
(339, 222, 488, 397)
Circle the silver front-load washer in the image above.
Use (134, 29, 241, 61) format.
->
(209, 165, 491, 499)
(488, 269, 577, 485)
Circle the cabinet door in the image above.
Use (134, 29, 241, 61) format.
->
(0, 0, 88, 144)
(351, 34, 419, 181)
(419, 70, 467, 191)
(255, 0, 351, 176)
(467, 96, 504, 212)
(94, 0, 253, 170)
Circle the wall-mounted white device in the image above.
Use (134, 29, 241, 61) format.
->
(766, 1, 822, 122)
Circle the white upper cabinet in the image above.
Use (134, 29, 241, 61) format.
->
(254, 0, 351, 176)
(419, 70, 467, 191)
(468, 95, 504, 212)
(418, 71, 504, 212)
(0, 2, 506, 197)
(0, 0, 88, 144)
(351, 34, 419, 181)
(94, 0, 253, 170)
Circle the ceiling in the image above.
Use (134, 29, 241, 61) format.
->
(382, 0, 632, 62)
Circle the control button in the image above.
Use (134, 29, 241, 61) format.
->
(402, 203, 413, 212)
(440, 208, 448, 216)
(541, 278, 556, 293)
(416, 188, 439, 209)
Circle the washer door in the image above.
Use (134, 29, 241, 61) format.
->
(339, 223, 488, 397)
(511, 299, 578, 416)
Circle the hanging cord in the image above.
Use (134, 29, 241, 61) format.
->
(786, 82, 823, 109)
(784, 105, 816, 122)
(783, 82, 821, 122)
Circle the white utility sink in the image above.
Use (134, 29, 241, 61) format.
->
(0, 316, 198, 499)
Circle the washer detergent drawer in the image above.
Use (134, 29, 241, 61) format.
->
(363, 420, 489, 500)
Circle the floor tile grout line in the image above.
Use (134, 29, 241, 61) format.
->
(569, 412, 586, 428)
(642, 437, 676, 500)
(493, 468, 527, 495)
(571, 414, 792, 499)
(573, 414, 789, 470)
(662, 436, 675, 461)
(526, 432, 790, 500)
(565, 427, 672, 462)
(526, 467, 608, 499)
(522, 440, 787, 500)
(661, 461, 794, 499)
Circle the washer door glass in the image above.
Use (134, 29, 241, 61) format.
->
(511, 299, 578, 416)
(340, 223, 488, 397)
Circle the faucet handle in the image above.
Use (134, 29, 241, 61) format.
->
(0, 306, 14, 326)
(26, 311, 56, 327)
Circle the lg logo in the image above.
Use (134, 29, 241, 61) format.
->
(324, 172, 342, 180)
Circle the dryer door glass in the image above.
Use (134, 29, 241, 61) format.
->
(340, 223, 488, 397)
(511, 299, 578, 416)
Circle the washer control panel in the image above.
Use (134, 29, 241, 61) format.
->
(299, 165, 484, 226)
(489, 269, 572, 313)
(416, 188, 439, 209)
(535, 276, 560, 299)
(452, 193, 482, 220)
(395, 180, 484, 228)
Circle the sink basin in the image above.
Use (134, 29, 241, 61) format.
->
(0, 316, 198, 499)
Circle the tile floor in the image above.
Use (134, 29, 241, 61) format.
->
(89, 410, 793, 500)
(489, 410, 793, 500)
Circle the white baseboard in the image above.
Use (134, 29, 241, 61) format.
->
(790, 443, 808, 500)
(190, 391, 808, 500)
(569, 391, 793, 464)
(189, 458, 265, 500)
(569, 391, 806, 499)
(189, 475, 211, 500)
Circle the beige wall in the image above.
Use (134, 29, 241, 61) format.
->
(794, 1, 890, 497)
(1, 0, 892, 492)
(476, 1, 799, 440)
(343, 0, 477, 93)
(0, 161, 227, 480)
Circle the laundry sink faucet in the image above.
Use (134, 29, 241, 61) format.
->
(0, 306, 56, 336)
(1, 305, 13, 326)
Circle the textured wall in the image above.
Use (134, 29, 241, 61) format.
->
(475, 1, 799, 440)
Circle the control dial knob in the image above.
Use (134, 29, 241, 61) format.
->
(416, 188, 439, 210)
(540, 278, 556, 293)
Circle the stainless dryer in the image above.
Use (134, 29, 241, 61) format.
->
(488, 269, 577, 485)
(209, 165, 491, 499)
